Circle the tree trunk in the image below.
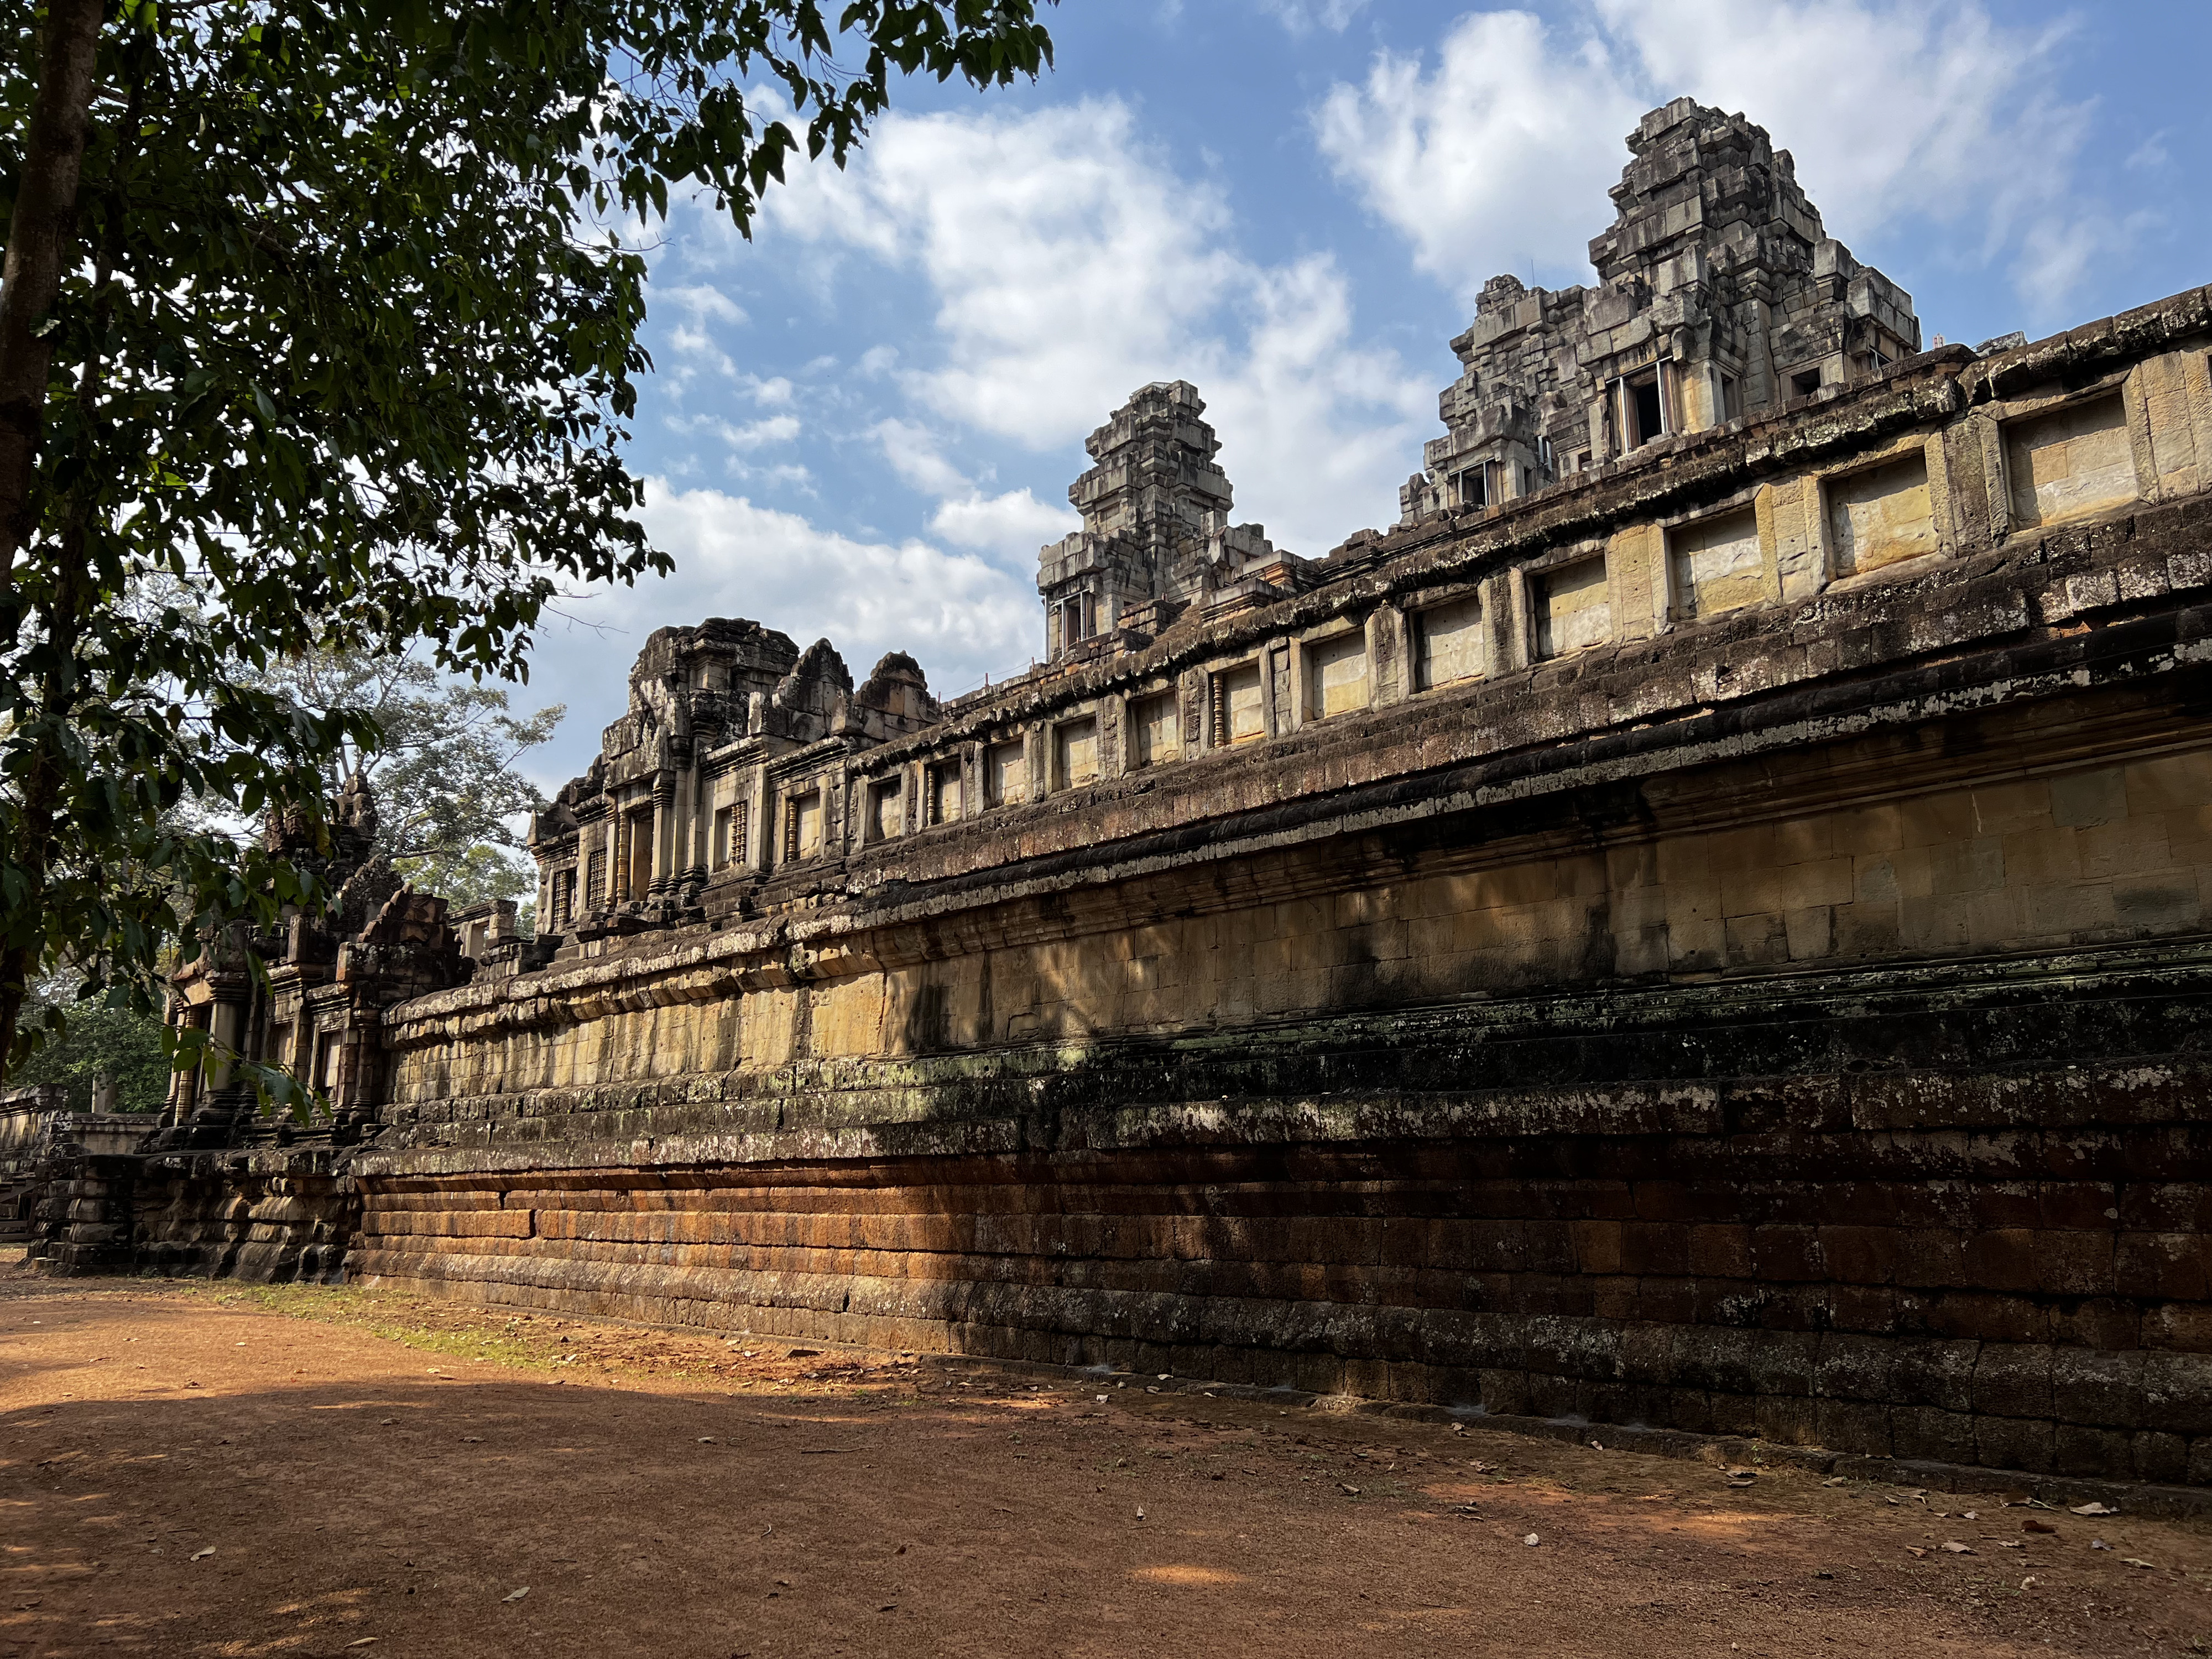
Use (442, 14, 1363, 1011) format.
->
(0, 0, 103, 601)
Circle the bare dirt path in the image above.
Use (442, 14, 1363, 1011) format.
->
(4, 1274, 2210, 1658)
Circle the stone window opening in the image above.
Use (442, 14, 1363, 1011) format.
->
(1449, 460, 1493, 510)
(1211, 661, 1266, 745)
(984, 738, 1027, 807)
(584, 848, 606, 909)
(624, 808, 653, 899)
(1719, 373, 1741, 421)
(866, 777, 903, 843)
(712, 800, 748, 869)
(1057, 591, 1095, 651)
(1128, 691, 1180, 769)
(782, 789, 823, 863)
(925, 759, 963, 825)
(1625, 366, 1669, 448)
(1791, 368, 1823, 399)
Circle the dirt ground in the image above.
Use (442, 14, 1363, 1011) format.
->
(4, 1274, 2211, 1658)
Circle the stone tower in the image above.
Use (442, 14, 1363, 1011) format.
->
(1035, 382, 1296, 660)
(1400, 97, 1921, 521)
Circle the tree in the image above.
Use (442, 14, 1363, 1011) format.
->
(7, 971, 168, 1110)
(0, 1, 1057, 1078)
(253, 647, 560, 908)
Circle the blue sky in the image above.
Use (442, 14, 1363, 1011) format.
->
(522, 0, 2212, 789)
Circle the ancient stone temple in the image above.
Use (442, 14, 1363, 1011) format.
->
(19, 99, 2212, 1493)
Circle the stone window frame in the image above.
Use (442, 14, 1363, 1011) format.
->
(1806, 432, 1957, 591)
(1447, 457, 1496, 511)
(1608, 357, 1679, 454)
(1048, 706, 1104, 792)
(1404, 581, 1488, 695)
(922, 754, 966, 827)
(1117, 680, 1183, 774)
(982, 732, 1030, 810)
(1206, 656, 1272, 749)
(1980, 367, 2154, 542)
(1290, 615, 1373, 727)
(1516, 539, 1614, 661)
(780, 782, 826, 864)
(1658, 489, 1780, 626)
(860, 773, 904, 844)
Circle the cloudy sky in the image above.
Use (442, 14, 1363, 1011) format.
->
(521, 0, 2212, 787)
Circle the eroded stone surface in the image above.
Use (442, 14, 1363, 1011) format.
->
(24, 100, 2212, 1488)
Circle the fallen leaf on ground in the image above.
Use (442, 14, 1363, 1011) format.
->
(190, 1548, 214, 1562)
(2069, 1502, 2117, 1517)
(2121, 1558, 2155, 1570)
(1941, 1542, 1973, 1554)
(1905, 1547, 1927, 1559)
(1339, 1484, 1360, 1496)
(1524, 1533, 1540, 1547)
(2023, 1519, 2057, 1534)
(503, 1587, 529, 1603)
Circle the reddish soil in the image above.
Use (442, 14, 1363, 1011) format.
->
(4, 1274, 2210, 1658)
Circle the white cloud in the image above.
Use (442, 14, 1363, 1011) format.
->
(1316, 2, 2107, 321)
(661, 284, 748, 326)
(667, 413, 800, 452)
(529, 480, 1041, 781)
(761, 98, 1428, 555)
(1313, 12, 1642, 304)
(873, 417, 971, 498)
(632, 481, 1036, 690)
(1256, 0, 1371, 36)
(930, 489, 1079, 559)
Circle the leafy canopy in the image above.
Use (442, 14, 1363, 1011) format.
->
(0, 1, 1055, 1077)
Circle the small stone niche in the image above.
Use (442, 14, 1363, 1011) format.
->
(984, 739, 1027, 807)
(1128, 692, 1180, 768)
(2006, 392, 2137, 529)
(1304, 632, 1370, 721)
(1827, 450, 1937, 577)
(1053, 717, 1099, 790)
(1668, 507, 1765, 619)
(1536, 556, 1610, 657)
(1415, 594, 1483, 690)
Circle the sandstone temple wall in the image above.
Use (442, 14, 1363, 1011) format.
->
(49, 103, 2212, 1495)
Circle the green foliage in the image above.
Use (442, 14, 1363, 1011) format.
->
(0, 1, 1056, 1079)
(8, 983, 171, 1111)
(394, 844, 538, 914)
(255, 645, 557, 905)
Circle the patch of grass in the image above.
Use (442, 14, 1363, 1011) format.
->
(189, 1281, 561, 1373)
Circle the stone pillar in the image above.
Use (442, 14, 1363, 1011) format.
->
(167, 1003, 205, 1126)
(649, 781, 674, 897)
